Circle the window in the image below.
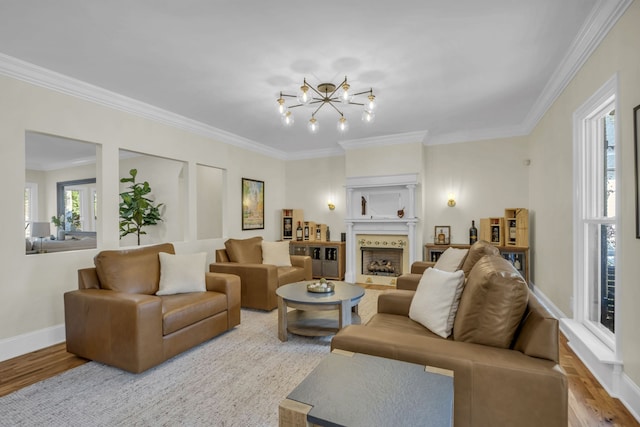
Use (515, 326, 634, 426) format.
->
(574, 76, 618, 350)
(24, 182, 38, 238)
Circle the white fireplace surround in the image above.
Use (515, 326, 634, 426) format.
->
(344, 173, 420, 283)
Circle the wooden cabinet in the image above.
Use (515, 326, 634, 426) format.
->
(504, 208, 529, 247)
(480, 217, 504, 246)
(281, 209, 304, 241)
(425, 243, 529, 284)
(290, 241, 345, 280)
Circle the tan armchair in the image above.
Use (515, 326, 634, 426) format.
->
(209, 236, 312, 310)
(64, 243, 241, 373)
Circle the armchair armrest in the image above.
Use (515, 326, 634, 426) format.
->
(291, 255, 312, 280)
(411, 261, 435, 274)
(205, 272, 241, 328)
(64, 289, 163, 373)
(209, 262, 279, 310)
(377, 290, 415, 316)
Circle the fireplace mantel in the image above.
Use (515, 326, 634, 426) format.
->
(344, 173, 420, 283)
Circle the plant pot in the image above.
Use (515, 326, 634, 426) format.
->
(57, 229, 66, 241)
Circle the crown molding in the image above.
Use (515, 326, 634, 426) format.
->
(338, 130, 428, 151)
(0, 53, 288, 161)
(284, 146, 345, 161)
(521, 0, 633, 134)
(427, 124, 528, 146)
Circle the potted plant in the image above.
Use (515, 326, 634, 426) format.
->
(51, 214, 65, 241)
(119, 168, 164, 245)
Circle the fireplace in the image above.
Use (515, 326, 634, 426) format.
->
(356, 234, 409, 285)
(344, 174, 420, 286)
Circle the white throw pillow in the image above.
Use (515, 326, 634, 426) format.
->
(157, 252, 207, 295)
(434, 247, 468, 272)
(409, 267, 465, 338)
(261, 241, 292, 267)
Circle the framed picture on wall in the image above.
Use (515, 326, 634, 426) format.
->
(635, 104, 640, 238)
(434, 225, 450, 245)
(242, 178, 264, 230)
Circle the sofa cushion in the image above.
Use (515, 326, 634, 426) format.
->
(261, 241, 292, 267)
(94, 243, 175, 294)
(513, 291, 560, 363)
(460, 240, 500, 276)
(224, 236, 263, 263)
(409, 268, 465, 338)
(160, 291, 228, 335)
(157, 252, 207, 295)
(434, 247, 468, 272)
(277, 266, 307, 286)
(453, 255, 528, 348)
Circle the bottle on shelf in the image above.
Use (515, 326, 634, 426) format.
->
(296, 221, 303, 241)
(469, 220, 478, 245)
(326, 226, 330, 242)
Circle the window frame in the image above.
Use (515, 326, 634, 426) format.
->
(573, 74, 620, 352)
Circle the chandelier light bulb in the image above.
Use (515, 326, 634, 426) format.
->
(281, 111, 294, 127)
(365, 94, 377, 112)
(340, 82, 353, 104)
(277, 97, 287, 116)
(308, 116, 319, 134)
(362, 110, 375, 124)
(337, 116, 349, 133)
(297, 84, 312, 105)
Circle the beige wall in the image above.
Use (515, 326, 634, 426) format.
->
(423, 137, 530, 246)
(344, 142, 423, 178)
(0, 74, 285, 346)
(285, 156, 346, 237)
(529, 0, 640, 383)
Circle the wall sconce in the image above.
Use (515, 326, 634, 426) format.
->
(328, 201, 336, 210)
(447, 193, 456, 207)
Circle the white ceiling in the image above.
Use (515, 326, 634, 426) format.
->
(0, 1, 629, 159)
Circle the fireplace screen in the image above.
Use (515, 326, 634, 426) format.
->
(361, 247, 403, 277)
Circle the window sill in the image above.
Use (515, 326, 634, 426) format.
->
(561, 318, 621, 365)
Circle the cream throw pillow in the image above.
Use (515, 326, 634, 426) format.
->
(409, 267, 466, 338)
(261, 241, 292, 267)
(434, 247, 468, 272)
(156, 252, 207, 295)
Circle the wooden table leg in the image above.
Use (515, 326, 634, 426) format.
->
(278, 296, 288, 342)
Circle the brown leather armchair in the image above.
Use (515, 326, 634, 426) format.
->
(209, 236, 312, 310)
(64, 243, 241, 373)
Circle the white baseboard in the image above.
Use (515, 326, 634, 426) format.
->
(532, 284, 640, 423)
(0, 324, 65, 363)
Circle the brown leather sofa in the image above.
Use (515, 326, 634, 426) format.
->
(64, 243, 241, 373)
(332, 251, 567, 426)
(209, 236, 312, 311)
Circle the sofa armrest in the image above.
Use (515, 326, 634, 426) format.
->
(291, 255, 312, 280)
(377, 290, 415, 316)
(209, 262, 279, 284)
(78, 267, 100, 290)
(205, 272, 241, 328)
(64, 289, 163, 373)
(411, 261, 435, 274)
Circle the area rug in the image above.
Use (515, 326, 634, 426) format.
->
(0, 289, 382, 427)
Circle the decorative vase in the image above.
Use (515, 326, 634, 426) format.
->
(57, 229, 66, 241)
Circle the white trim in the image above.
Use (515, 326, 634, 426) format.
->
(533, 285, 640, 423)
(0, 53, 288, 161)
(338, 131, 428, 150)
(521, 0, 632, 134)
(0, 324, 66, 363)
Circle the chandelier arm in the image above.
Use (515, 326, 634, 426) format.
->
(307, 83, 325, 98)
(327, 101, 345, 116)
(327, 76, 347, 99)
(352, 89, 373, 96)
(311, 102, 326, 117)
(347, 102, 365, 106)
(280, 93, 298, 99)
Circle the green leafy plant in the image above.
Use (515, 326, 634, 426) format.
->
(119, 168, 164, 245)
(51, 214, 64, 229)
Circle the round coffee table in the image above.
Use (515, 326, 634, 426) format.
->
(276, 281, 365, 342)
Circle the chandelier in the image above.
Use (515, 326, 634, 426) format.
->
(276, 76, 377, 134)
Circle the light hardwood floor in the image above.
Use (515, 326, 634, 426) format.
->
(0, 337, 637, 425)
